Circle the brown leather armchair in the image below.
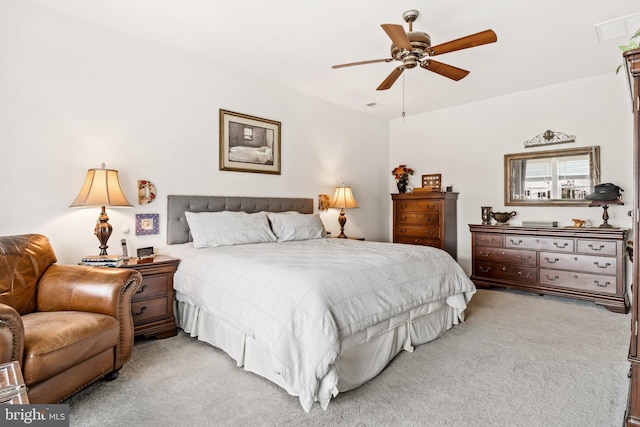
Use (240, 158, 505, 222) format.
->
(0, 234, 141, 403)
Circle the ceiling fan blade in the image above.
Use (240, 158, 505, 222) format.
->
(377, 66, 405, 91)
(332, 58, 393, 69)
(421, 60, 470, 81)
(427, 29, 497, 56)
(381, 24, 412, 51)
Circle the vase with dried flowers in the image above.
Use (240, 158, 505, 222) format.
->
(392, 164, 414, 193)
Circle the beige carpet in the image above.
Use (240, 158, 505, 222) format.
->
(66, 289, 631, 426)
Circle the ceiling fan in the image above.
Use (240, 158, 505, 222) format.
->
(332, 10, 497, 90)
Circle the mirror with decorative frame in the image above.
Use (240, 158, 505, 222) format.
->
(504, 146, 600, 206)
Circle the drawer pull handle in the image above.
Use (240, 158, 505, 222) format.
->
(478, 251, 490, 257)
(132, 306, 147, 317)
(554, 242, 569, 248)
(545, 257, 559, 264)
(135, 284, 148, 294)
(594, 262, 611, 269)
(509, 239, 523, 245)
(588, 244, 605, 251)
(545, 274, 560, 281)
(594, 280, 611, 288)
(479, 266, 492, 273)
(518, 255, 532, 261)
(517, 271, 531, 278)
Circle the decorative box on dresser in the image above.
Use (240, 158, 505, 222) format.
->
(392, 192, 458, 259)
(624, 47, 640, 427)
(469, 224, 628, 314)
(121, 255, 180, 339)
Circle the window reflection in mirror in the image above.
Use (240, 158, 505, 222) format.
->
(504, 146, 600, 206)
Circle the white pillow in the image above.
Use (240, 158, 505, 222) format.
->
(185, 211, 276, 248)
(266, 212, 326, 242)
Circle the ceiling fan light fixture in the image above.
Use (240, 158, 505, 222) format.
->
(331, 9, 497, 90)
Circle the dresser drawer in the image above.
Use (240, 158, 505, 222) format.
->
(474, 247, 537, 266)
(395, 200, 441, 212)
(474, 233, 503, 248)
(394, 235, 441, 246)
(504, 236, 574, 252)
(540, 269, 617, 294)
(395, 212, 439, 226)
(395, 225, 440, 239)
(577, 239, 618, 256)
(132, 274, 169, 301)
(540, 252, 617, 275)
(473, 261, 537, 284)
(132, 296, 169, 324)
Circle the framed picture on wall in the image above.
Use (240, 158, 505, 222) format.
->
(219, 109, 281, 174)
(135, 213, 159, 236)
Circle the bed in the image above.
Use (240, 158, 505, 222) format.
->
(228, 145, 273, 164)
(165, 195, 476, 412)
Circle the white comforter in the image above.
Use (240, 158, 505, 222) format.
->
(168, 239, 475, 412)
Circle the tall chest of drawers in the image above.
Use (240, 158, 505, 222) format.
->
(469, 224, 628, 313)
(392, 192, 458, 259)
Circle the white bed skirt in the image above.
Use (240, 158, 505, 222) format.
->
(174, 294, 467, 410)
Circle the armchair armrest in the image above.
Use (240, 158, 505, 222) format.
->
(0, 303, 25, 365)
(37, 264, 142, 367)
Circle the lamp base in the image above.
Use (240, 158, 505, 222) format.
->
(94, 206, 112, 255)
(337, 208, 348, 238)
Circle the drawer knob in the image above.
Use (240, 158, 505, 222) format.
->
(554, 242, 569, 248)
(132, 306, 147, 317)
(594, 261, 611, 269)
(135, 284, 148, 294)
(588, 244, 605, 251)
(545, 257, 559, 264)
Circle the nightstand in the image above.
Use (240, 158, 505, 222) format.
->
(121, 255, 180, 339)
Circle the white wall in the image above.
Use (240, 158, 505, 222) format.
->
(0, 0, 390, 263)
(390, 73, 634, 275)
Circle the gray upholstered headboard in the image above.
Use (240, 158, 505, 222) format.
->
(167, 195, 314, 244)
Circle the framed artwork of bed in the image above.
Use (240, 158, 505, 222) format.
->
(219, 109, 281, 174)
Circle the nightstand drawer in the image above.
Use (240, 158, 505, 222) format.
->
(132, 296, 169, 324)
(132, 274, 169, 301)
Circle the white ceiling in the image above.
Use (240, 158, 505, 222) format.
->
(20, 0, 640, 120)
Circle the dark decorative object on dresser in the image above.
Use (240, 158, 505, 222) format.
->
(623, 47, 640, 426)
(469, 224, 628, 314)
(392, 192, 458, 259)
(121, 255, 180, 339)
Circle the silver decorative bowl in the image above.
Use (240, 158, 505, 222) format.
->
(491, 211, 516, 224)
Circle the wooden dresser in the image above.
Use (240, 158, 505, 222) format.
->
(469, 224, 628, 313)
(392, 192, 458, 259)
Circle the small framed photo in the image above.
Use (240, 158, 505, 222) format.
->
(421, 174, 442, 192)
(219, 109, 281, 174)
(135, 213, 159, 236)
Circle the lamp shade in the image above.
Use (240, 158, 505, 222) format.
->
(70, 165, 132, 208)
(329, 185, 358, 209)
